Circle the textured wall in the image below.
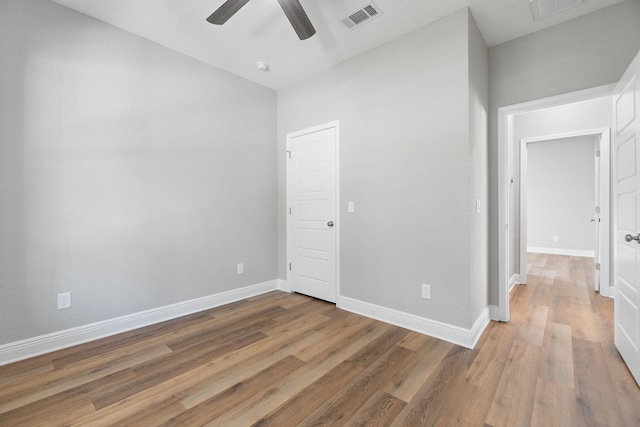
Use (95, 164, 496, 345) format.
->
(526, 136, 597, 252)
(0, 0, 277, 344)
(278, 10, 487, 328)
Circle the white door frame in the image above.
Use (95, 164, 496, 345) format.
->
(518, 129, 611, 296)
(285, 120, 340, 301)
(497, 84, 615, 321)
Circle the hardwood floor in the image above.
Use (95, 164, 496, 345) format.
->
(1, 253, 639, 426)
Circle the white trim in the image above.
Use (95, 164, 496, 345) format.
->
(497, 111, 512, 322)
(335, 122, 341, 304)
(597, 130, 612, 297)
(519, 128, 611, 144)
(337, 297, 491, 349)
(497, 84, 616, 322)
(509, 274, 520, 293)
(276, 279, 290, 292)
(520, 139, 529, 285)
(0, 280, 278, 366)
(528, 247, 596, 258)
(489, 305, 502, 321)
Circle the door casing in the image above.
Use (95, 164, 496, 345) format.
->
(497, 84, 616, 321)
(518, 129, 611, 296)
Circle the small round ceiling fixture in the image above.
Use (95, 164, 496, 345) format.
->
(256, 62, 269, 72)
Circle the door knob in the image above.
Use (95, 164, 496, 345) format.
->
(625, 233, 640, 243)
(590, 218, 596, 222)
(327, 221, 335, 227)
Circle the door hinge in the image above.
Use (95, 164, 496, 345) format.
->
(289, 207, 292, 215)
(595, 149, 601, 157)
(286, 150, 292, 159)
(595, 263, 601, 271)
(289, 262, 292, 271)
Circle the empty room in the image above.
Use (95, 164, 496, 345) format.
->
(1, 0, 640, 425)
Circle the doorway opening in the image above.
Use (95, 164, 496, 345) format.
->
(519, 129, 610, 294)
(497, 84, 615, 322)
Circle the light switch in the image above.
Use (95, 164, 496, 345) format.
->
(348, 202, 355, 213)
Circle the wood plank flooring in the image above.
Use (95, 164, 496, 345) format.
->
(1, 253, 639, 426)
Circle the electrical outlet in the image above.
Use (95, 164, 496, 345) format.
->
(553, 235, 559, 242)
(421, 284, 431, 299)
(237, 263, 244, 274)
(58, 292, 71, 310)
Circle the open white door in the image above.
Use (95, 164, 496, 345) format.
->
(286, 122, 339, 303)
(613, 50, 640, 386)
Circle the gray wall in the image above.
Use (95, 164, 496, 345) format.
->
(527, 136, 597, 252)
(488, 0, 640, 303)
(0, 0, 277, 345)
(468, 14, 490, 323)
(278, 9, 488, 329)
(5, 0, 637, 346)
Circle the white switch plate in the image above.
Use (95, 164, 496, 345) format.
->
(553, 235, 559, 242)
(58, 292, 71, 310)
(421, 284, 431, 299)
(237, 263, 244, 274)
(476, 200, 481, 214)
(348, 202, 355, 213)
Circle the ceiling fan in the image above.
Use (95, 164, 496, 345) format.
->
(207, 0, 316, 40)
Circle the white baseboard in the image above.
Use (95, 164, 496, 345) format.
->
(489, 305, 501, 321)
(528, 247, 595, 258)
(0, 280, 278, 366)
(337, 297, 490, 349)
(509, 274, 520, 293)
(487, 276, 520, 323)
(276, 279, 290, 292)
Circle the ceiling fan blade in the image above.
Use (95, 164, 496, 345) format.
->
(207, 0, 251, 25)
(276, 0, 316, 40)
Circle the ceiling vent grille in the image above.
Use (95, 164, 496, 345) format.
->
(341, 3, 382, 30)
(529, 0, 586, 21)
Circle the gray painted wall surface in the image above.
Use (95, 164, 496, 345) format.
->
(4, 0, 638, 347)
(0, 0, 277, 345)
(278, 9, 487, 329)
(527, 136, 597, 252)
(487, 0, 640, 304)
(468, 15, 490, 323)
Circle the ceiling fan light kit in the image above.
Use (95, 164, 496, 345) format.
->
(207, 0, 316, 40)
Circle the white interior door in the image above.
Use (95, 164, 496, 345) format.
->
(613, 50, 640, 386)
(286, 122, 339, 303)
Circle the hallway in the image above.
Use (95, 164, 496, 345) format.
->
(499, 253, 640, 425)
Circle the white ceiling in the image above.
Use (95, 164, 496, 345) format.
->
(50, 0, 626, 90)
